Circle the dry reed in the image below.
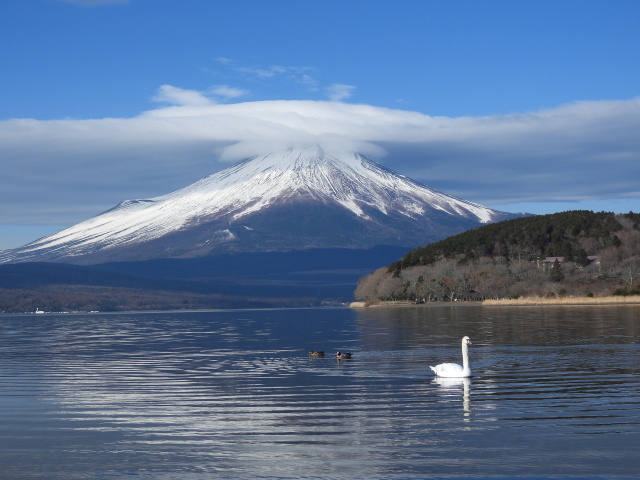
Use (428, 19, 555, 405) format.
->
(482, 296, 640, 306)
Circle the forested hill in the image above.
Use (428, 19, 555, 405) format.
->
(390, 211, 638, 272)
(355, 211, 640, 303)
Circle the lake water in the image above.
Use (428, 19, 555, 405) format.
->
(1, 306, 638, 479)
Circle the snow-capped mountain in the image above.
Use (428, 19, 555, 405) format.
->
(1, 146, 521, 264)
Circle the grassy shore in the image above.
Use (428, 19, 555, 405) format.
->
(482, 296, 640, 306)
(350, 296, 640, 308)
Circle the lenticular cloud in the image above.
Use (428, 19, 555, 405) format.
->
(137, 99, 438, 160)
(1, 97, 639, 225)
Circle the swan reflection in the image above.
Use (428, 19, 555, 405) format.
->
(434, 377, 471, 416)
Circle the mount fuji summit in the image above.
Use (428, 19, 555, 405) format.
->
(1, 146, 521, 265)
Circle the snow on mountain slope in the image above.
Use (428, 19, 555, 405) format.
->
(0, 146, 518, 264)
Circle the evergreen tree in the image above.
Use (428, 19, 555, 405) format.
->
(550, 259, 565, 282)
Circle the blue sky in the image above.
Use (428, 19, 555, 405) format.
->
(1, 0, 640, 249)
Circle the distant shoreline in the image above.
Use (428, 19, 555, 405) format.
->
(350, 296, 640, 308)
(349, 301, 482, 308)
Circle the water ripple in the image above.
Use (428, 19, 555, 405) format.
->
(1, 307, 639, 479)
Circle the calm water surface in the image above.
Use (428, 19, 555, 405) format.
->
(1, 306, 638, 479)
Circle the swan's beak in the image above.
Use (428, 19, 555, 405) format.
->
(467, 339, 473, 345)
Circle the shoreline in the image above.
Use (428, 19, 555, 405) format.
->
(350, 296, 640, 308)
(349, 301, 482, 308)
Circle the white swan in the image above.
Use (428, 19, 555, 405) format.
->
(430, 336, 472, 378)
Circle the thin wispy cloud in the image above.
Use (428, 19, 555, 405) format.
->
(209, 85, 249, 102)
(1, 96, 638, 227)
(209, 58, 359, 102)
(152, 85, 214, 107)
(213, 57, 320, 91)
(325, 84, 356, 102)
(238, 64, 315, 83)
(152, 84, 249, 106)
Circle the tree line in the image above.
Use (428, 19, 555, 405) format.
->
(0, 285, 320, 314)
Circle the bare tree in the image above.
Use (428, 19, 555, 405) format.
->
(617, 257, 640, 289)
(354, 267, 387, 302)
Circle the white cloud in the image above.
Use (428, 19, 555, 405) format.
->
(211, 58, 357, 100)
(208, 85, 248, 102)
(1, 96, 639, 228)
(153, 84, 249, 106)
(215, 58, 318, 89)
(152, 85, 213, 107)
(325, 84, 356, 102)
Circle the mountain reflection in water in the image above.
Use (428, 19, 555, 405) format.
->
(0, 306, 638, 479)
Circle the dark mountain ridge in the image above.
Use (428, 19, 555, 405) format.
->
(0, 246, 409, 312)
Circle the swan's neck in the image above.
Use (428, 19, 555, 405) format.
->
(461, 343, 470, 370)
